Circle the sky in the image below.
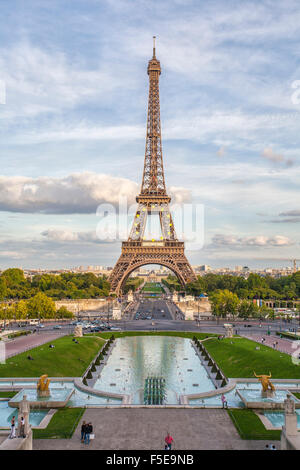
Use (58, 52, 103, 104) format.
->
(0, 0, 300, 270)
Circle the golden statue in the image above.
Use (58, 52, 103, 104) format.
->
(253, 371, 275, 392)
(37, 374, 50, 396)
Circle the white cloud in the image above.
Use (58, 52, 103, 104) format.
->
(0, 172, 138, 214)
(0, 42, 122, 121)
(169, 186, 191, 204)
(217, 146, 226, 157)
(262, 147, 284, 163)
(0, 251, 26, 259)
(0, 172, 190, 214)
(41, 229, 102, 243)
(261, 147, 294, 166)
(279, 209, 300, 216)
(211, 234, 294, 247)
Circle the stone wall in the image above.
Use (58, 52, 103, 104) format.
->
(55, 298, 112, 313)
(175, 298, 212, 318)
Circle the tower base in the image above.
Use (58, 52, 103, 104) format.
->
(109, 240, 196, 295)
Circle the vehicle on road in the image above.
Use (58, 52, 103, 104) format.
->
(110, 327, 121, 331)
(37, 324, 45, 328)
(53, 325, 62, 329)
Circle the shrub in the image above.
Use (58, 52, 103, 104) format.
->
(7, 330, 31, 339)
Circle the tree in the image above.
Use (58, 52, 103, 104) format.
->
(27, 293, 56, 319)
(0, 278, 7, 300)
(238, 300, 259, 319)
(14, 300, 28, 320)
(56, 306, 73, 319)
(210, 289, 240, 318)
(258, 304, 275, 319)
(1, 268, 26, 286)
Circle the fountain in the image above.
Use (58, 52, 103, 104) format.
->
(8, 374, 74, 409)
(37, 374, 51, 398)
(254, 371, 276, 398)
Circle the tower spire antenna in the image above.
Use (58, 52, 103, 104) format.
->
(153, 35, 156, 58)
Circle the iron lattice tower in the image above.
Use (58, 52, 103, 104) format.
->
(109, 38, 196, 294)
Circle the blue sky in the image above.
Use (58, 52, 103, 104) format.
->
(0, 0, 299, 269)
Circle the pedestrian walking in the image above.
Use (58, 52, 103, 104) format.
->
(221, 394, 228, 409)
(9, 416, 16, 439)
(81, 421, 86, 443)
(164, 432, 174, 450)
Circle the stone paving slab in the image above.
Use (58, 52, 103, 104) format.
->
(242, 333, 297, 355)
(33, 408, 279, 450)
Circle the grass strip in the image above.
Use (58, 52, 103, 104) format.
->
(228, 409, 281, 440)
(33, 408, 85, 439)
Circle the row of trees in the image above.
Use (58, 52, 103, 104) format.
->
(123, 277, 144, 294)
(209, 289, 277, 319)
(0, 269, 110, 300)
(0, 292, 73, 320)
(163, 272, 300, 301)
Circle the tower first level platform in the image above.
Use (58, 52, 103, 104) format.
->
(109, 240, 196, 295)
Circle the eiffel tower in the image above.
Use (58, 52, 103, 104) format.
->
(109, 38, 196, 294)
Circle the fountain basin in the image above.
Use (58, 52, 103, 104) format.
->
(237, 389, 300, 410)
(8, 388, 74, 409)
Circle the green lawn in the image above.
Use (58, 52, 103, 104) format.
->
(0, 391, 18, 398)
(33, 408, 85, 439)
(142, 282, 164, 293)
(0, 335, 104, 378)
(204, 337, 300, 379)
(228, 409, 281, 440)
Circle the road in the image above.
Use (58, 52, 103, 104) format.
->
(133, 299, 174, 320)
(4, 331, 67, 359)
(2, 299, 299, 354)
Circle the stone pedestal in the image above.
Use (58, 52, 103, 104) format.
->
(172, 292, 178, 303)
(261, 390, 275, 399)
(184, 308, 194, 321)
(112, 307, 122, 320)
(281, 394, 299, 450)
(127, 290, 134, 302)
(37, 389, 50, 398)
(74, 325, 83, 337)
(18, 395, 30, 438)
(284, 414, 298, 437)
(224, 323, 233, 338)
(284, 394, 297, 436)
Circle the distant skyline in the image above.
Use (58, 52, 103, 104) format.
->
(0, 0, 299, 270)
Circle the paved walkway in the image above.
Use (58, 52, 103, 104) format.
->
(4, 332, 66, 359)
(33, 408, 278, 450)
(242, 333, 298, 356)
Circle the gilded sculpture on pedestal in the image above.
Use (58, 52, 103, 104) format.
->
(253, 371, 275, 392)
